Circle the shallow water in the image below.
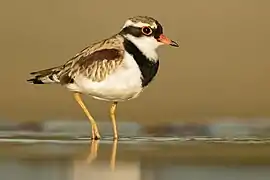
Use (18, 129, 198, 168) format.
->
(1, 135, 270, 180)
(0, 118, 270, 180)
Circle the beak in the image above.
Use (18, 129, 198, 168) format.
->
(158, 34, 179, 47)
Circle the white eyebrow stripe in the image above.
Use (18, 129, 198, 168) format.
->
(122, 20, 157, 29)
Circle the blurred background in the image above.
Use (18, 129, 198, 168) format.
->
(0, 0, 270, 180)
(0, 0, 269, 124)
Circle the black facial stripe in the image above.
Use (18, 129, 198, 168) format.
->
(154, 21, 163, 38)
(120, 26, 142, 37)
(120, 24, 163, 39)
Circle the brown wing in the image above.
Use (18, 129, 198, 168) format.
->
(58, 35, 125, 84)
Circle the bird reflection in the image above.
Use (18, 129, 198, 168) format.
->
(110, 140, 118, 170)
(86, 139, 118, 171)
(86, 140, 100, 163)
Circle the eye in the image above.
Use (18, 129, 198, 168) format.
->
(141, 26, 152, 35)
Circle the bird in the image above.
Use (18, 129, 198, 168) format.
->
(27, 15, 179, 140)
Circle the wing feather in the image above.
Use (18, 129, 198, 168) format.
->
(58, 35, 125, 84)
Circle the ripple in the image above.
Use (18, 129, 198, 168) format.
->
(1, 134, 270, 145)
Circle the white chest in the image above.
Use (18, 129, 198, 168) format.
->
(67, 52, 143, 101)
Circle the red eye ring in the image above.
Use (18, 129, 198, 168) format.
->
(141, 26, 152, 35)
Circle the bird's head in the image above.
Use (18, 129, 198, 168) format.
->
(120, 16, 179, 59)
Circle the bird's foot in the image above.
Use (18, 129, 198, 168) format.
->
(91, 135, 101, 140)
(91, 127, 101, 140)
(113, 135, 118, 141)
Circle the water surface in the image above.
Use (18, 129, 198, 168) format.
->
(1, 135, 270, 180)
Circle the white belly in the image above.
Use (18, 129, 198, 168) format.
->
(66, 53, 143, 101)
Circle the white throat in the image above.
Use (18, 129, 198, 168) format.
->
(124, 34, 162, 62)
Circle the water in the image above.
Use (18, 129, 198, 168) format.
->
(1, 119, 270, 180)
(1, 115, 270, 180)
(1, 134, 270, 180)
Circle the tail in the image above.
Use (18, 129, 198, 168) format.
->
(27, 66, 62, 84)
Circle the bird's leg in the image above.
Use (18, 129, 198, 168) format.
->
(110, 102, 118, 140)
(91, 126, 95, 140)
(73, 92, 101, 140)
